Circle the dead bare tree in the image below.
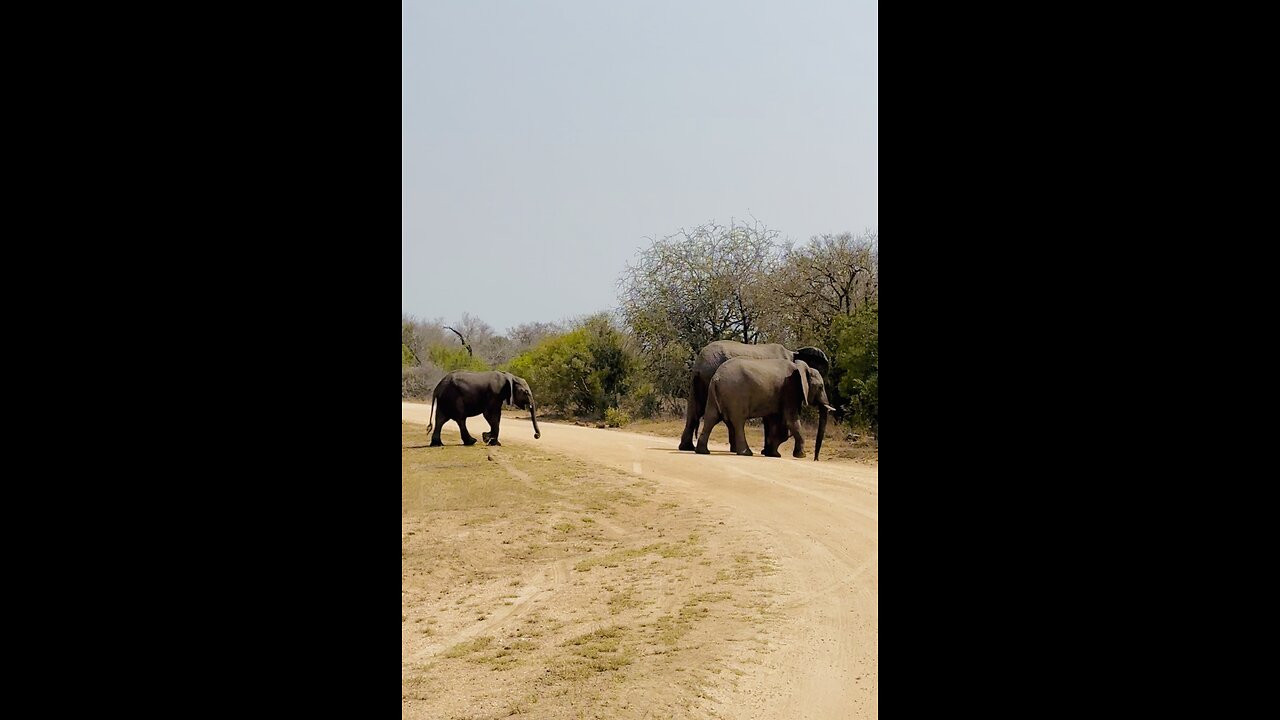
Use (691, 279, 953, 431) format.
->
(443, 326, 472, 356)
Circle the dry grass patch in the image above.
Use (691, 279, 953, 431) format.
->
(443, 635, 493, 658)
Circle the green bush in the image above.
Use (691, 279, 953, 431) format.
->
(603, 408, 631, 427)
(506, 314, 635, 417)
(642, 341, 694, 403)
(580, 314, 635, 412)
(620, 381, 662, 418)
(507, 330, 589, 413)
(428, 344, 489, 372)
(831, 302, 878, 431)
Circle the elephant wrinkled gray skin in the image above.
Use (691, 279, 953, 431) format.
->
(426, 371, 541, 447)
(695, 358, 836, 461)
(678, 341, 829, 453)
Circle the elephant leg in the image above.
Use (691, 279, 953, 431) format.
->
(762, 414, 784, 457)
(787, 413, 805, 458)
(733, 419, 752, 456)
(483, 409, 501, 446)
(457, 417, 478, 446)
(695, 400, 719, 455)
(430, 406, 447, 446)
(774, 415, 791, 449)
(679, 378, 705, 451)
(725, 419, 742, 453)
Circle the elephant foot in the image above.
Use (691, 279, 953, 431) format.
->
(694, 445, 710, 455)
(462, 438, 477, 446)
(429, 439, 443, 447)
(737, 448, 753, 456)
(763, 449, 781, 457)
(482, 432, 490, 442)
(792, 448, 805, 458)
(678, 441, 696, 451)
(487, 438, 502, 446)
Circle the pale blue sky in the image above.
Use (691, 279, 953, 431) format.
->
(403, 0, 877, 332)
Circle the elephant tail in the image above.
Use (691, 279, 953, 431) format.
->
(707, 378, 723, 416)
(424, 391, 436, 434)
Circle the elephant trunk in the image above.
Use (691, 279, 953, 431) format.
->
(814, 405, 828, 461)
(529, 402, 542, 440)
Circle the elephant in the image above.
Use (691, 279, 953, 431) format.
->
(695, 358, 836, 460)
(678, 340, 830, 453)
(425, 371, 541, 447)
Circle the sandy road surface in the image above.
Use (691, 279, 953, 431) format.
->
(403, 402, 878, 718)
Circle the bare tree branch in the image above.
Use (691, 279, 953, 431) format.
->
(443, 326, 472, 356)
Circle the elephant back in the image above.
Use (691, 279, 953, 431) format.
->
(697, 340, 794, 381)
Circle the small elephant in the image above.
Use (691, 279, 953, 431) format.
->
(695, 358, 836, 461)
(426, 371, 542, 447)
(679, 340, 829, 452)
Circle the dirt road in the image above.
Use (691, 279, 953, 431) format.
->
(403, 402, 877, 718)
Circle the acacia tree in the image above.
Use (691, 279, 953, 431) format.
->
(618, 219, 782, 356)
(770, 231, 878, 348)
(764, 231, 878, 422)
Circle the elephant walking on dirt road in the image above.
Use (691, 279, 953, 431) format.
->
(426, 371, 541, 447)
(696, 358, 836, 461)
(678, 340, 829, 453)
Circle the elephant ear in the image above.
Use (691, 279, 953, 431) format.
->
(794, 363, 811, 407)
(794, 347, 830, 375)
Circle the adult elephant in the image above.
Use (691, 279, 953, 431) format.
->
(426, 371, 541, 447)
(696, 358, 835, 460)
(678, 340, 829, 452)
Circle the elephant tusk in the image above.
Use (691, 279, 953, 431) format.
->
(824, 405, 836, 412)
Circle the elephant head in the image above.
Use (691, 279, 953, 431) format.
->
(504, 372, 542, 439)
(793, 360, 836, 461)
(792, 346, 830, 376)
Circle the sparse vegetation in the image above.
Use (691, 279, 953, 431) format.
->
(402, 421, 782, 717)
(442, 635, 493, 658)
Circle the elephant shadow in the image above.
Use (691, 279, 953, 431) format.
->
(647, 446, 746, 456)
